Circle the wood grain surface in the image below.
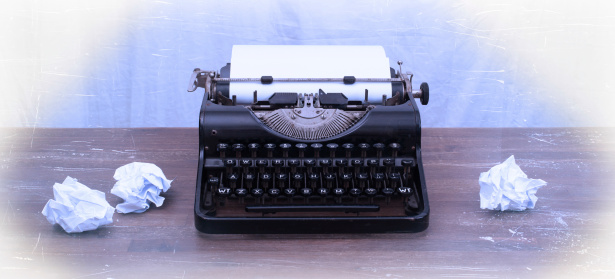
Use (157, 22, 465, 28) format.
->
(1, 128, 614, 278)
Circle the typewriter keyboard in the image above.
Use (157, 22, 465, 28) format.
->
(202, 142, 422, 217)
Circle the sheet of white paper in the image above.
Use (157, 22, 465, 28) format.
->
(479, 155, 547, 211)
(41, 176, 115, 233)
(111, 162, 172, 213)
(230, 45, 393, 103)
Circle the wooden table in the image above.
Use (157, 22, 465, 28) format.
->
(1, 128, 614, 278)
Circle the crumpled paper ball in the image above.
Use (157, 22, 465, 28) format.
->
(111, 162, 172, 213)
(479, 155, 547, 211)
(42, 176, 115, 233)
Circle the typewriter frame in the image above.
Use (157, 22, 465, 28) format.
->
(190, 64, 430, 234)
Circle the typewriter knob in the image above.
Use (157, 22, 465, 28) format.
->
(265, 143, 276, 158)
(420, 82, 429, 105)
(342, 143, 354, 158)
(311, 143, 323, 158)
(296, 143, 308, 158)
(327, 143, 339, 158)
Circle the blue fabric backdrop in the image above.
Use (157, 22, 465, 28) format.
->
(2, 0, 614, 128)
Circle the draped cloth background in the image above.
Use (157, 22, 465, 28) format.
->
(2, 0, 614, 128)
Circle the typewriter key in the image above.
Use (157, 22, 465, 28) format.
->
(217, 187, 231, 197)
(324, 173, 336, 188)
(296, 143, 308, 158)
(217, 143, 229, 158)
(365, 187, 378, 203)
(248, 143, 260, 158)
(256, 159, 268, 173)
(235, 188, 248, 204)
(311, 143, 323, 158)
(373, 143, 385, 159)
(232, 143, 245, 158)
(327, 143, 339, 158)
(382, 187, 395, 204)
(333, 188, 345, 203)
(280, 143, 291, 158)
(349, 188, 362, 203)
(304, 159, 316, 173)
(265, 143, 276, 158)
(283, 188, 296, 198)
(383, 159, 394, 174)
(358, 143, 370, 159)
(268, 188, 280, 198)
(288, 159, 300, 173)
(207, 177, 220, 187)
(342, 143, 354, 158)
(300, 188, 313, 198)
(308, 173, 320, 189)
(389, 143, 401, 158)
(402, 159, 414, 176)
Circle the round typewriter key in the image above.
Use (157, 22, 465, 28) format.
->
(235, 188, 248, 197)
(300, 188, 313, 197)
(265, 143, 276, 158)
(373, 143, 385, 159)
(397, 187, 413, 197)
(382, 187, 395, 196)
(268, 188, 280, 197)
(335, 159, 348, 167)
(280, 143, 291, 158)
(304, 159, 316, 173)
(351, 159, 363, 167)
(251, 188, 264, 198)
(311, 143, 323, 158)
(342, 143, 354, 158)
(224, 159, 237, 167)
(317, 187, 330, 197)
(296, 143, 308, 157)
(207, 177, 220, 186)
(365, 188, 378, 197)
(326, 143, 339, 158)
(240, 159, 252, 167)
(389, 143, 401, 158)
(248, 143, 260, 157)
(358, 143, 370, 158)
(232, 143, 245, 158)
(292, 173, 304, 180)
(333, 188, 345, 196)
(349, 188, 362, 197)
(216, 187, 231, 197)
(283, 188, 296, 197)
(217, 143, 229, 158)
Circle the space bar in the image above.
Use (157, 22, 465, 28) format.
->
(245, 204, 380, 213)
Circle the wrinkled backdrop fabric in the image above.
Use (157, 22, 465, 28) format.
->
(2, 0, 614, 128)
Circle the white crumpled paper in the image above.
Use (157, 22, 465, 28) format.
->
(42, 176, 115, 233)
(111, 162, 172, 213)
(479, 155, 547, 211)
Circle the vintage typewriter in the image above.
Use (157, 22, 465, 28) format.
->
(188, 46, 430, 233)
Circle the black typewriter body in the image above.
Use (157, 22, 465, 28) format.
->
(189, 59, 430, 234)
